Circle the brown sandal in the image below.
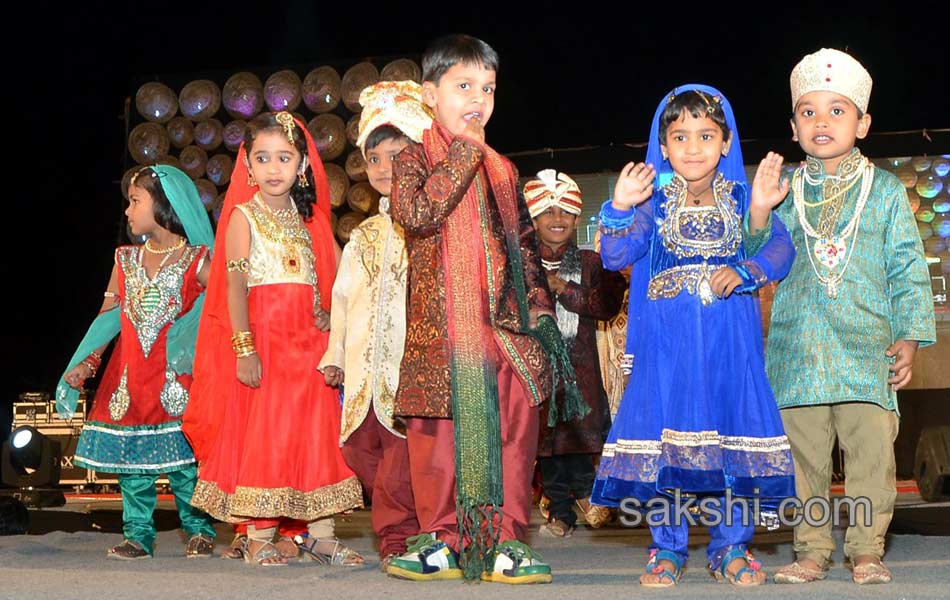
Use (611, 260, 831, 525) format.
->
(108, 540, 150, 560)
(185, 534, 214, 558)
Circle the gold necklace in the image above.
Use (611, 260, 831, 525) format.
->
(145, 237, 185, 254)
(798, 173, 862, 208)
(255, 194, 303, 274)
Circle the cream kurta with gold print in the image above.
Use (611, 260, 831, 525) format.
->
(318, 200, 407, 443)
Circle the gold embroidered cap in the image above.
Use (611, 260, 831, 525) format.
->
(524, 169, 583, 219)
(356, 80, 433, 156)
(790, 48, 872, 113)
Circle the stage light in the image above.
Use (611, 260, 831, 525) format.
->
(2, 426, 62, 489)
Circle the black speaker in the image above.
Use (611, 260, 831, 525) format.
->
(914, 426, 950, 502)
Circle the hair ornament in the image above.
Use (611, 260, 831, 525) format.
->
(275, 111, 296, 144)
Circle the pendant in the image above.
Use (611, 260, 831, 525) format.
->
(825, 278, 839, 300)
(698, 277, 716, 306)
(283, 250, 300, 274)
(814, 237, 847, 269)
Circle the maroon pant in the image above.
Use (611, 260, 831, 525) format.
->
(405, 360, 540, 551)
(341, 414, 418, 557)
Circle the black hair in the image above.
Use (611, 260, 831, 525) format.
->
(659, 90, 731, 144)
(364, 125, 410, 153)
(130, 167, 187, 237)
(422, 34, 499, 84)
(244, 112, 315, 220)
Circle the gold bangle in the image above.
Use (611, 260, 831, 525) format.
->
(231, 331, 256, 357)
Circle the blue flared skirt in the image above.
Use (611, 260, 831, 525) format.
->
(592, 287, 795, 510)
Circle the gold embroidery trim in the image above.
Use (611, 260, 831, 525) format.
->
(190, 475, 363, 523)
(647, 263, 718, 306)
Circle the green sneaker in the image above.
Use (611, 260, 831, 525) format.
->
(481, 540, 552, 584)
(386, 533, 464, 581)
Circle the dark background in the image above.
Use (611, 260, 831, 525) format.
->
(7, 2, 948, 436)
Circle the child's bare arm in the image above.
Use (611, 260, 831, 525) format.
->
(226, 210, 261, 388)
(390, 140, 484, 237)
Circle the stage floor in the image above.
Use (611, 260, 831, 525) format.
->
(1, 483, 948, 599)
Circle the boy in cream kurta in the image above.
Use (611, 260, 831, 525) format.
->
(318, 81, 432, 570)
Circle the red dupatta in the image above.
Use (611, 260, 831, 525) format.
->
(183, 115, 335, 461)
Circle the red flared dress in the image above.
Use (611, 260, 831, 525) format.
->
(190, 195, 362, 522)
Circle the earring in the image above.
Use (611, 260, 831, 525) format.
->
(297, 171, 309, 187)
(247, 171, 257, 186)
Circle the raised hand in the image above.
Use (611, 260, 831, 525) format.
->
(462, 116, 485, 145)
(751, 152, 790, 210)
(612, 162, 656, 211)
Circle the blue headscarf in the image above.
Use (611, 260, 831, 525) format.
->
(55, 165, 214, 418)
(622, 84, 746, 360)
(645, 83, 745, 189)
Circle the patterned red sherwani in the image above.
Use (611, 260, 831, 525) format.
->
(390, 126, 554, 549)
(390, 133, 554, 419)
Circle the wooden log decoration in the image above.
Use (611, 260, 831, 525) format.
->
(341, 62, 380, 113)
(336, 211, 367, 242)
(325, 163, 350, 209)
(128, 122, 170, 165)
(167, 116, 194, 149)
(380, 58, 422, 83)
(346, 113, 361, 147)
(302, 66, 342, 114)
(345, 149, 368, 182)
(329, 210, 338, 233)
(206, 154, 234, 187)
(179, 145, 209, 180)
(307, 114, 346, 161)
(346, 181, 380, 214)
(194, 118, 224, 151)
(194, 179, 218, 211)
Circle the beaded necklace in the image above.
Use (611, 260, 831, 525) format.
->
(792, 161, 874, 299)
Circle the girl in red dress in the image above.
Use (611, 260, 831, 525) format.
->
(185, 112, 363, 566)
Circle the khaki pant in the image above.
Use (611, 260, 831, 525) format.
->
(780, 403, 899, 566)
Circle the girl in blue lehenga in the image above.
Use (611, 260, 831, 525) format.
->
(592, 84, 796, 587)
